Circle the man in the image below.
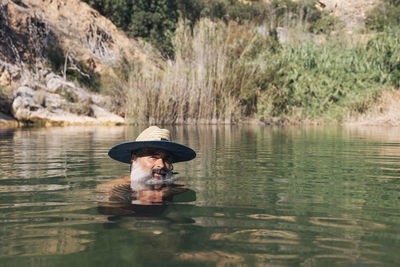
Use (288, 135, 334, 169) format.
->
(97, 126, 196, 205)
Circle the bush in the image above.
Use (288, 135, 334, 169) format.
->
(366, 0, 400, 31)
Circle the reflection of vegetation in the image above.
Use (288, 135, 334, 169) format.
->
(183, 126, 400, 214)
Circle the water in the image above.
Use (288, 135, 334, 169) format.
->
(1, 125, 400, 266)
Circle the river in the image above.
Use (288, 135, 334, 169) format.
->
(0, 125, 400, 266)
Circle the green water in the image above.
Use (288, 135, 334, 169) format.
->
(1, 125, 400, 266)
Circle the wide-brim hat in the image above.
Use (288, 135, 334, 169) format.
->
(108, 126, 196, 164)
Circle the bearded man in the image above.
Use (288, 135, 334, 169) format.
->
(97, 126, 196, 205)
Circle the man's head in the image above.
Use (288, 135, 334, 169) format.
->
(130, 148, 176, 190)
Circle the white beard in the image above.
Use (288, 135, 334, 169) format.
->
(130, 157, 176, 190)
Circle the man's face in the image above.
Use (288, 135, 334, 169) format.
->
(132, 148, 173, 181)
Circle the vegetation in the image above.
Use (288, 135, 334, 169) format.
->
(83, 0, 178, 58)
(106, 18, 399, 124)
(366, 0, 400, 31)
(82, 0, 400, 124)
(83, 0, 338, 58)
(46, 45, 101, 92)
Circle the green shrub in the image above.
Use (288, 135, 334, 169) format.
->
(65, 61, 101, 92)
(255, 28, 400, 120)
(46, 45, 65, 72)
(366, 0, 400, 31)
(83, 0, 178, 58)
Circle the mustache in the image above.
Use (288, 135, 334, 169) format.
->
(152, 168, 178, 176)
(152, 168, 168, 175)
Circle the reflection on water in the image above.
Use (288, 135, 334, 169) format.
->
(1, 125, 400, 265)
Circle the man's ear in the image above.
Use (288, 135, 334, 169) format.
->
(131, 154, 137, 166)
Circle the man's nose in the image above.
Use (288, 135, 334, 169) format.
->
(154, 158, 167, 169)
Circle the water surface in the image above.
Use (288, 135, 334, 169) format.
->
(1, 125, 400, 266)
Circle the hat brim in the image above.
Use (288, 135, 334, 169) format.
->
(108, 140, 196, 164)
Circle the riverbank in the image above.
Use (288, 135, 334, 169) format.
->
(1, 0, 399, 127)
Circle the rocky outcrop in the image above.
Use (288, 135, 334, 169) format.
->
(12, 75, 124, 126)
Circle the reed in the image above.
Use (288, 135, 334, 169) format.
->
(123, 19, 265, 124)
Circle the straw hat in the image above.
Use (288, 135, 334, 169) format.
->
(108, 126, 196, 164)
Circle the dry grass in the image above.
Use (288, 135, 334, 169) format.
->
(346, 89, 400, 126)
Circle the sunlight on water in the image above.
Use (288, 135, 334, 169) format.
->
(0, 125, 400, 266)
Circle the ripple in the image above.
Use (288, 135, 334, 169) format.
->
(210, 229, 299, 245)
(0, 184, 71, 193)
(309, 217, 386, 230)
(0, 202, 70, 209)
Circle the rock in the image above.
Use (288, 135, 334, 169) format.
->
(11, 85, 125, 125)
(45, 73, 94, 103)
(46, 74, 77, 93)
(12, 86, 42, 120)
(13, 86, 36, 98)
(91, 104, 125, 125)
(0, 60, 21, 86)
